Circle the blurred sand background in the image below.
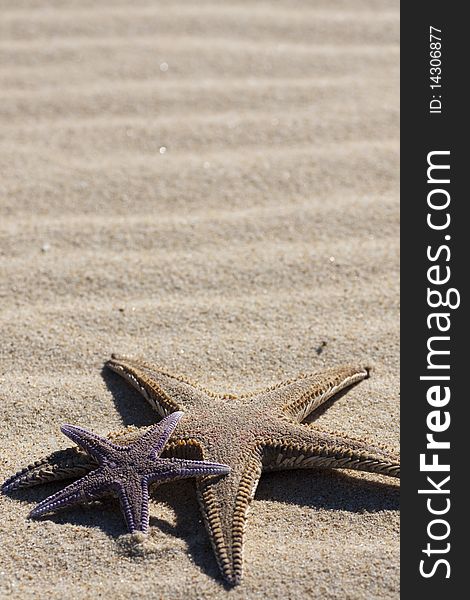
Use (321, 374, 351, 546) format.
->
(0, 1, 399, 598)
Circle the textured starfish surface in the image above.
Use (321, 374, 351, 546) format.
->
(10, 412, 230, 534)
(3, 356, 399, 586)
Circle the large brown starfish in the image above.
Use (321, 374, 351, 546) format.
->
(3, 356, 399, 585)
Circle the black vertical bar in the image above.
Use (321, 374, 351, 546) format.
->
(401, 2, 465, 597)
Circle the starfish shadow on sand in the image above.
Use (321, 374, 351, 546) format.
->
(257, 468, 399, 513)
(101, 365, 157, 428)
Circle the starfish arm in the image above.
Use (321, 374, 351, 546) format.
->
(116, 475, 151, 534)
(256, 365, 370, 422)
(2, 447, 97, 493)
(106, 355, 210, 416)
(262, 421, 399, 478)
(147, 458, 230, 482)
(60, 424, 123, 462)
(29, 468, 110, 519)
(194, 441, 264, 586)
(133, 412, 185, 458)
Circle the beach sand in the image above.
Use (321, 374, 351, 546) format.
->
(0, 1, 399, 598)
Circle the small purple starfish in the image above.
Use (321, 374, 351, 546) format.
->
(28, 411, 230, 534)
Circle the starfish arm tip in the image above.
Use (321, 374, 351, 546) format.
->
(170, 410, 184, 421)
(176, 459, 231, 477)
(1, 479, 14, 494)
(60, 423, 90, 444)
(146, 411, 186, 458)
(196, 463, 230, 478)
(208, 463, 231, 476)
(28, 500, 54, 519)
(28, 506, 42, 519)
(60, 423, 78, 436)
